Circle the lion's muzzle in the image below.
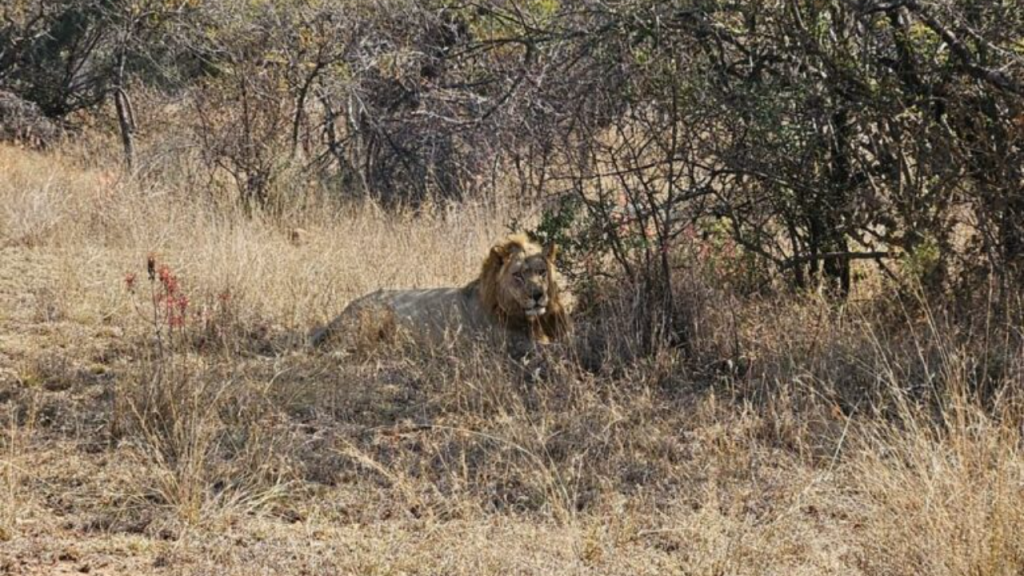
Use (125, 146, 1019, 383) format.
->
(524, 293, 549, 317)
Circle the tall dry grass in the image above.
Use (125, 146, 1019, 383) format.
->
(1, 142, 1023, 574)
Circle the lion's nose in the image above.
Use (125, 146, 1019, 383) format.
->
(530, 288, 544, 300)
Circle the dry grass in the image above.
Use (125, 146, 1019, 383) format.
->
(1, 143, 1023, 575)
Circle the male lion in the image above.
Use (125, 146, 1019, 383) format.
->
(310, 234, 570, 352)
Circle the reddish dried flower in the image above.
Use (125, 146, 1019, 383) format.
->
(158, 265, 178, 295)
(218, 291, 231, 303)
(124, 272, 137, 291)
(160, 293, 189, 329)
(147, 254, 157, 281)
(163, 295, 185, 328)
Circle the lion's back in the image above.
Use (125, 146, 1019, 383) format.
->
(373, 287, 490, 337)
(312, 285, 492, 348)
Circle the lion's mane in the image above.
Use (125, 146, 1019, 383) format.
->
(472, 234, 570, 342)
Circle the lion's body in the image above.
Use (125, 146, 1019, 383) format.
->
(311, 235, 570, 351)
(335, 285, 492, 343)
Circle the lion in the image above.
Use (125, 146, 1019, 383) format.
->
(310, 234, 570, 353)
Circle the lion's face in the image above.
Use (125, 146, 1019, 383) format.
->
(476, 234, 570, 340)
(493, 242, 559, 320)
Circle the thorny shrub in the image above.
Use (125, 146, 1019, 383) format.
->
(521, 192, 767, 363)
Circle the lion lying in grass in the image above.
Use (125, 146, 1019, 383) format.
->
(311, 234, 571, 353)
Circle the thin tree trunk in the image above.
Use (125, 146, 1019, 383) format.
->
(114, 87, 136, 171)
(114, 47, 135, 171)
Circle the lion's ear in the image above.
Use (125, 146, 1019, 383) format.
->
(490, 244, 511, 263)
(543, 243, 559, 262)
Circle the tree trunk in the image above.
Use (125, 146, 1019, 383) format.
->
(114, 87, 135, 171)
